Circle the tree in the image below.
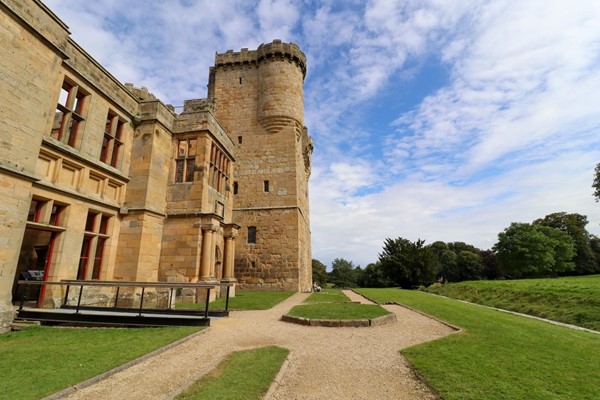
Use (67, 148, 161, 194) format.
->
(593, 162, 600, 202)
(430, 241, 484, 282)
(357, 262, 391, 288)
(493, 222, 575, 278)
(312, 259, 328, 286)
(456, 250, 484, 281)
(534, 212, 598, 274)
(378, 237, 437, 288)
(328, 258, 359, 288)
(480, 249, 503, 279)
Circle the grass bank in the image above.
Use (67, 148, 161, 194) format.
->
(425, 275, 600, 331)
(0, 326, 200, 400)
(175, 346, 288, 400)
(287, 303, 390, 320)
(357, 288, 600, 400)
(176, 291, 295, 311)
(304, 289, 350, 303)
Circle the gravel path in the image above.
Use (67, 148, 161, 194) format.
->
(64, 291, 455, 400)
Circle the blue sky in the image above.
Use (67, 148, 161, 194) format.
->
(46, 0, 600, 268)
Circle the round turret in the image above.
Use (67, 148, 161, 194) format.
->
(256, 40, 306, 134)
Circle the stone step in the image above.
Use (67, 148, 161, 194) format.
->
(11, 319, 41, 331)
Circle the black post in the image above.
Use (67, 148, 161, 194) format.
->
(76, 285, 84, 314)
(204, 288, 210, 319)
(19, 283, 27, 311)
(225, 285, 231, 312)
(63, 284, 70, 307)
(138, 287, 145, 316)
(114, 286, 120, 308)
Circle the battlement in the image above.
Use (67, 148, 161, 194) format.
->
(215, 40, 306, 78)
(182, 98, 215, 113)
(124, 83, 157, 101)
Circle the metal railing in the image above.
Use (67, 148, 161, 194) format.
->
(17, 279, 233, 319)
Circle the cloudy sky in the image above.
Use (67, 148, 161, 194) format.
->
(45, 0, 600, 268)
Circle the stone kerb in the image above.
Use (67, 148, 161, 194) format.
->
(280, 313, 397, 328)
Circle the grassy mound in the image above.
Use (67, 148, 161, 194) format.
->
(425, 275, 600, 331)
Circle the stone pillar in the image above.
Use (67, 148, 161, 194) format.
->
(209, 230, 217, 279)
(223, 236, 235, 279)
(200, 228, 213, 280)
(221, 224, 239, 297)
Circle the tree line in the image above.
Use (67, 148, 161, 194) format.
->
(313, 212, 600, 289)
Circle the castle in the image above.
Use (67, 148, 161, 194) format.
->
(0, 0, 312, 332)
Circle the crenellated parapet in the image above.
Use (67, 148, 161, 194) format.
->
(215, 40, 306, 79)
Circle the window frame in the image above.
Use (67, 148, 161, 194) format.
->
(247, 226, 257, 244)
(100, 111, 125, 168)
(51, 79, 88, 148)
(208, 143, 231, 195)
(78, 211, 111, 280)
(174, 138, 197, 183)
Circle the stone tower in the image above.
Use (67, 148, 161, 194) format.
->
(208, 40, 313, 291)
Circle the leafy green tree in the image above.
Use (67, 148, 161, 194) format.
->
(534, 212, 598, 274)
(456, 250, 484, 281)
(493, 222, 575, 278)
(378, 237, 437, 288)
(593, 162, 600, 202)
(480, 249, 503, 279)
(357, 262, 390, 288)
(430, 241, 484, 282)
(311, 259, 328, 286)
(328, 258, 359, 288)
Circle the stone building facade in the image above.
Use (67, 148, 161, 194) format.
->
(0, 0, 312, 333)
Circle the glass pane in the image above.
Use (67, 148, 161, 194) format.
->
(248, 227, 256, 244)
(186, 160, 195, 182)
(99, 215, 109, 234)
(178, 140, 187, 157)
(175, 160, 184, 182)
(85, 212, 96, 232)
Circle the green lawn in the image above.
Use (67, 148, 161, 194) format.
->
(287, 303, 390, 320)
(425, 275, 600, 330)
(357, 288, 600, 400)
(0, 326, 200, 400)
(304, 289, 350, 303)
(175, 346, 288, 400)
(210, 291, 295, 310)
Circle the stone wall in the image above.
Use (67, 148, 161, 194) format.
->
(0, 0, 68, 332)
